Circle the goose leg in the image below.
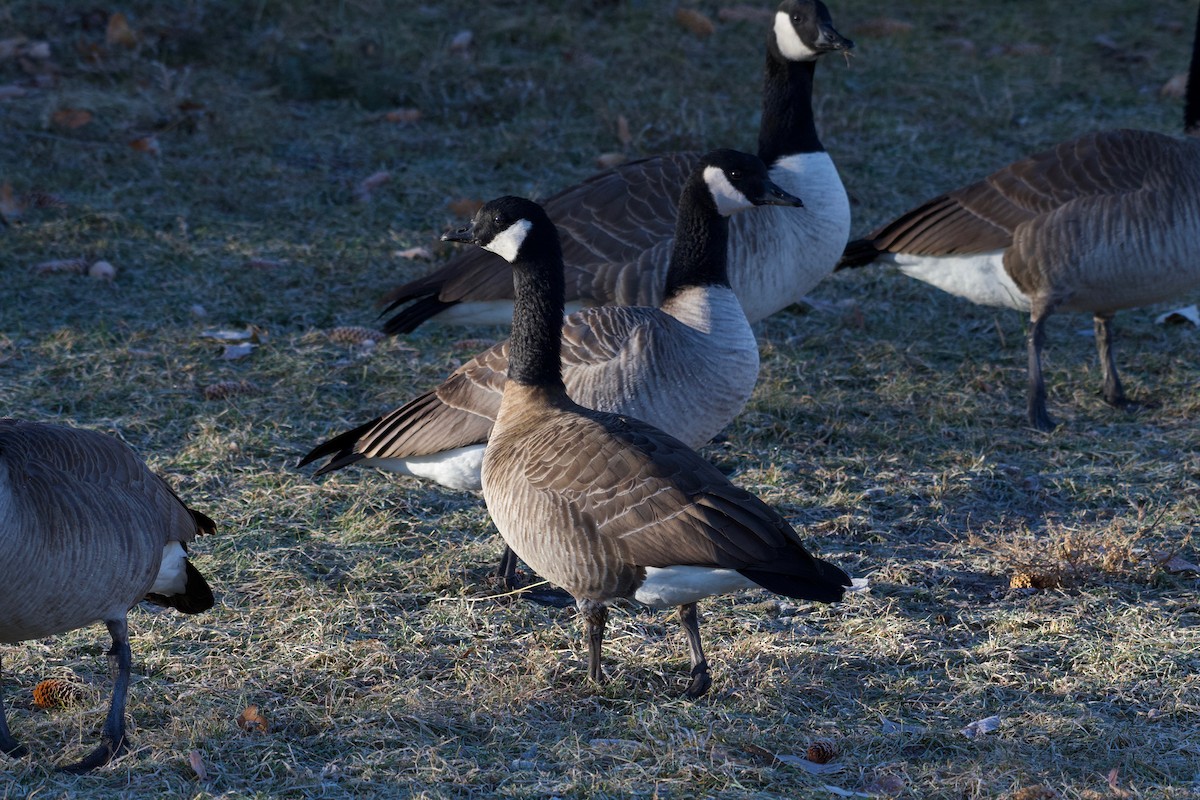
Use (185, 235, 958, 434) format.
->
(1094, 312, 1127, 407)
(579, 599, 608, 687)
(1026, 308, 1057, 432)
(495, 545, 517, 586)
(0, 655, 29, 759)
(678, 603, 712, 699)
(61, 619, 131, 773)
(495, 545, 575, 607)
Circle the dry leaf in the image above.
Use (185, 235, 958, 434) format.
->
(0, 84, 26, 100)
(0, 181, 22, 223)
(1156, 551, 1200, 574)
(129, 135, 160, 156)
(1009, 786, 1059, 800)
(595, 151, 626, 169)
(384, 107, 421, 124)
(106, 12, 138, 48)
(865, 772, 908, 797)
(51, 108, 92, 129)
(236, 705, 269, 733)
(615, 114, 632, 146)
(355, 170, 391, 203)
(394, 245, 433, 260)
(448, 197, 483, 218)
(32, 678, 84, 709)
(31, 258, 87, 275)
(88, 260, 116, 280)
(960, 714, 1001, 738)
(1161, 71, 1189, 98)
(675, 8, 716, 38)
(856, 17, 914, 37)
(188, 749, 209, 781)
(717, 5, 773, 23)
(449, 29, 473, 52)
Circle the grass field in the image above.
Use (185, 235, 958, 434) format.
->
(2, 0, 1199, 797)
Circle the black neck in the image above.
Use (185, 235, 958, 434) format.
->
(758, 43, 824, 164)
(1186, 0, 1200, 135)
(663, 176, 730, 299)
(508, 233, 567, 389)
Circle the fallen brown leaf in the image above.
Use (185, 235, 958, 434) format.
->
(51, 108, 93, 129)
(355, 170, 391, 203)
(129, 135, 160, 156)
(384, 107, 421, 124)
(717, 5, 772, 23)
(1161, 71, 1189, 98)
(595, 151, 626, 169)
(394, 246, 434, 260)
(675, 8, 716, 38)
(447, 197, 483, 218)
(616, 114, 632, 146)
(236, 705, 270, 733)
(188, 749, 209, 781)
(31, 258, 87, 275)
(1008, 787, 1058, 800)
(106, 12, 138, 48)
(855, 17, 914, 37)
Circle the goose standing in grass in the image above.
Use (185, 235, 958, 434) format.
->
(446, 195, 855, 697)
(0, 419, 215, 772)
(377, 0, 852, 333)
(302, 150, 803, 590)
(837, 3, 1200, 432)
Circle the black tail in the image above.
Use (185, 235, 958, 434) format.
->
(147, 560, 215, 615)
(380, 293, 458, 335)
(297, 416, 382, 472)
(189, 508, 216, 536)
(835, 238, 884, 271)
(739, 558, 852, 604)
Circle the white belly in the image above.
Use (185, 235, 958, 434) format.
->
(892, 251, 1032, 312)
(364, 445, 486, 492)
(634, 565, 758, 609)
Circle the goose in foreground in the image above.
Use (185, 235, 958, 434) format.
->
(377, 0, 852, 333)
(837, 4, 1200, 432)
(453, 195, 856, 697)
(0, 419, 215, 772)
(301, 150, 803, 587)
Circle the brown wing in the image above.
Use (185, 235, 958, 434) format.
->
(868, 129, 1163, 257)
(379, 152, 699, 331)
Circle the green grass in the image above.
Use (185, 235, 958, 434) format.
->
(2, 0, 1199, 797)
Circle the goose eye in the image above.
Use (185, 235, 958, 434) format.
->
(728, 170, 741, 181)
(493, 214, 502, 225)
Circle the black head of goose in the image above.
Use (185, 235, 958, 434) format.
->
(837, 3, 1200, 432)
(448, 194, 856, 697)
(301, 150, 802, 595)
(376, 0, 852, 334)
(0, 419, 215, 772)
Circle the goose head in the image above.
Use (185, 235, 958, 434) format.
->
(773, 0, 853, 62)
(700, 148, 804, 216)
(441, 196, 553, 264)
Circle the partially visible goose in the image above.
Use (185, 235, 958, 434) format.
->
(450, 195, 855, 697)
(0, 419, 215, 772)
(377, 0, 852, 333)
(838, 3, 1200, 431)
(302, 149, 803, 588)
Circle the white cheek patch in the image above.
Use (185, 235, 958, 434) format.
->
(774, 12, 819, 61)
(483, 218, 533, 263)
(703, 166, 753, 216)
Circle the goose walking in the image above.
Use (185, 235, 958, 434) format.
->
(448, 196, 854, 697)
(302, 150, 802, 588)
(0, 419, 215, 772)
(377, 0, 852, 333)
(837, 3, 1200, 431)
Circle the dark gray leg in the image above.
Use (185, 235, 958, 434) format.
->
(61, 618, 131, 773)
(578, 599, 608, 687)
(0, 655, 29, 758)
(1094, 312, 1127, 406)
(678, 603, 712, 699)
(495, 545, 518, 586)
(1027, 309, 1057, 431)
(495, 545, 575, 607)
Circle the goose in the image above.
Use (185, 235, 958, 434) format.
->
(837, 3, 1200, 432)
(0, 419, 215, 772)
(302, 149, 803, 590)
(448, 195, 855, 697)
(377, 0, 852, 333)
